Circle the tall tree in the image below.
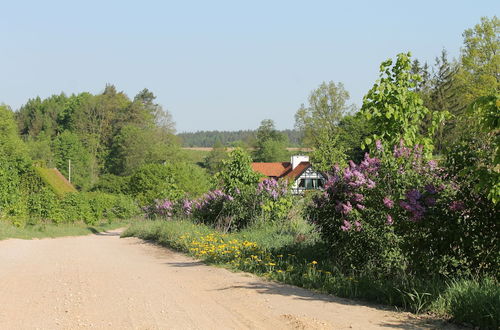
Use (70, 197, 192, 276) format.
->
(295, 81, 355, 169)
(253, 119, 288, 162)
(361, 52, 446, 154)
(52, 131, 91, 190)
(455, 16, 499, 105)
(203, 140, 228, 174)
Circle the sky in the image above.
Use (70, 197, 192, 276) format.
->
(1, 1, 498, 132)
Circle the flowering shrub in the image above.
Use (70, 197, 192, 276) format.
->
(307, 139, 499, 277)
(145, 178, 294, 231)
(256, 179, 293, 222)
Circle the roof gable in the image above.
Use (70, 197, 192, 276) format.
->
(284, 162, 311, 180)
(252, 161, 316, 180)
(251, 162, 291, 177)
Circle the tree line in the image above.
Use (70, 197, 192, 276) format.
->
(177, 129, 302, 148)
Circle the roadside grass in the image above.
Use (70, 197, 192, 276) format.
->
(0, 220, 129, 240)
(123, 219, 499, 329)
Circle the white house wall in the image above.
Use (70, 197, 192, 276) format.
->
(291, 167, 326, 194)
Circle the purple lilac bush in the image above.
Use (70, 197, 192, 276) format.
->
(308, 139, 499, 277)
(145, 178, 294, 231)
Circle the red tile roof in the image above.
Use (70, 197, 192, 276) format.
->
(251, 162, 290, 177)
(251, 161, 311, 180)
(284, 162, 310, 180)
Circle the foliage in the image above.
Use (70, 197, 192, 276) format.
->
(309, 129, 347, 172)
(455, 16, 499, 105)
(52, 130, 91, 190)
(145, 178, 293, 231)
(214, 148, 261, 193)
(128, 163, 182, 206)
(443, 95, 499, 206)
(203, 140, 228, 174)
(307, 140, 499, 277)
(15, 86, 180, 188)
(164, 161, 210, 197)
(178, 129, 302, 148)
(295, 81, 354, 168)
(360, 53, 447, 155)
(253, 119, 289, 162)
(336, 113, 374, 163)
(91, 173, 130, 194)
(0, 105, 31, 218)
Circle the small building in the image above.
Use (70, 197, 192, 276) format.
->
(251, 155, 326, 194)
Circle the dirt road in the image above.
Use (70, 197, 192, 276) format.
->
(0, 229, 455, 329)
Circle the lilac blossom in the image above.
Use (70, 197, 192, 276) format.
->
(354, 221, 362, 231)
(449, 201, 465, 211)
(386, 214, 394, 225)
(340, 220, 352, 231)
(383, 197, 394, 209)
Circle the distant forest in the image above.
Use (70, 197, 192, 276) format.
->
(177, 129, 303, 147)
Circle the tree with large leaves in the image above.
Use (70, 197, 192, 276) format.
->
(361, 52, 447, 155)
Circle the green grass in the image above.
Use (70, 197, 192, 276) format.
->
(123, 219, 499, 329)
(34, 167, 77, 196)
(431, 278, 500, 329)
(181, 149, 210, 166)
(0, 220, 128, 240)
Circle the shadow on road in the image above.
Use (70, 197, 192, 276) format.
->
(214, 281, 460, 329)
(165, 261, 206, 267)
(87, 227, 121, 236)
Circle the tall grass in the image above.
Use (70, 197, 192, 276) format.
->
(432, 278, 499, 329)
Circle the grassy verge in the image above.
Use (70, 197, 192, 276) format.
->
(123, 219, 499, 329)
(0, 220, 129, 240)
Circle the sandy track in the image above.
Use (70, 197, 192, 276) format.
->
(0, 229, 457, 329)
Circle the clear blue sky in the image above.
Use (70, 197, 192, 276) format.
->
(1, 1, 498, 132)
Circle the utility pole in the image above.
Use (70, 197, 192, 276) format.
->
(68, 159, 72, 183)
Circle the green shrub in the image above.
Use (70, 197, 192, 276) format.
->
(307, 140, 499, 277)
(91, 173, 130, 194)
(129, 163, 182, 206)
(57, 192, 139, 224)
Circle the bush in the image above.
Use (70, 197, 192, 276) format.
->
(56, 192, 138, 224)
(91, 173, 130, 194)
(128, 163, 183, 206)
(307, 140, 499, 277)
(145, 178, 294, 232)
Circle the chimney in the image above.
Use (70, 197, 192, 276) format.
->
(291, 155, 309, 169)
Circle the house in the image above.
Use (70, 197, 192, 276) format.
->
(251, 155, 326, 194)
